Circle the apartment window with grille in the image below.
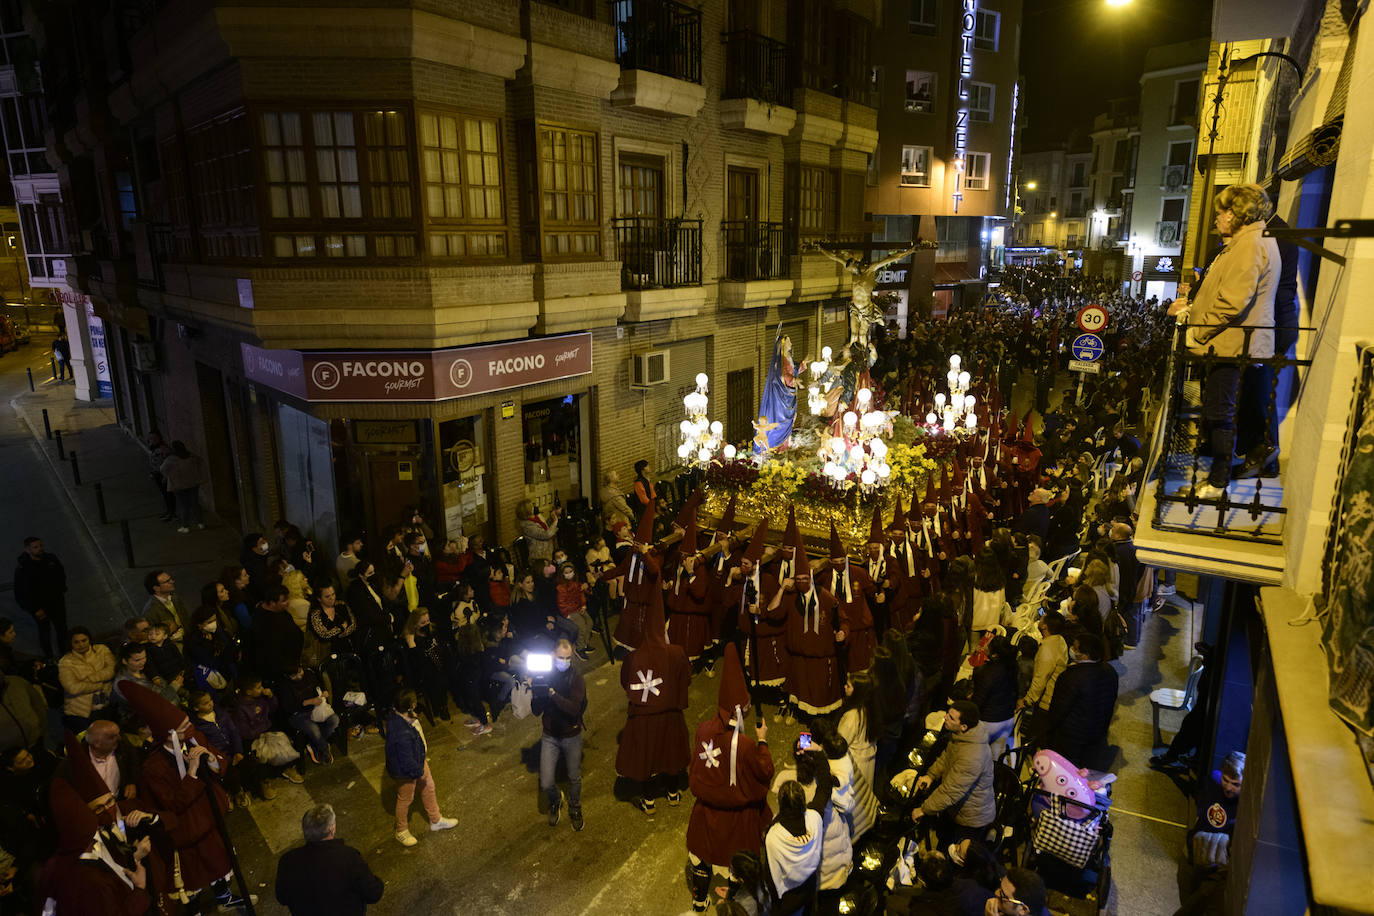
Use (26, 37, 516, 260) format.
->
(964, 152, 990, 191)
(908, 0, 937, 34)
(973, 10, 999, 50)
(900, 146, 932, 187)
(798, 166, 831, 235)
(524, 123, 601, 259)
(969, 82, 994, 122)
(258, 107, 418, 260)
(187, 109, 260, 259)
(420, 111, 507, 259)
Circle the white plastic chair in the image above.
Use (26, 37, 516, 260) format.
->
(1150, 655, 1206, 748)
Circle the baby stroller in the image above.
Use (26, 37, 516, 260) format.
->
(1020, 750, 1115, 915)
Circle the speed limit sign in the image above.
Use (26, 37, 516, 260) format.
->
(1132, 270, 1143, 281)
(1076, 304, 1109, 333)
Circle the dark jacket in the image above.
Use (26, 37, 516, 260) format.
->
(144, 640, 185, 683)
(530, 664, 586, 738)
(1113, 540, 1141, 610)
(1045, 660, 1120, 768)
(384, 712, 426, 780)
(13, 551, 67, 612)
(1011, 504, 1050, 542)
(281, 669, 327, 715)
(191, 708, 243, 758)
(971, 659, 1019, 723)
(253, 607, 305, 676)
(275, 837, 384, 916)
(231, 693, 278, 745)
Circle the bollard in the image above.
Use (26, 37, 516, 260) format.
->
(120, 519, 135, 567)
(50, 357, 56, 380)
(70, 451, 80, 486)
(27, 367, 34, 392)
(42, 408, 50, 438)
(94, 482, 107, 523)
(54, 429, 64, 460)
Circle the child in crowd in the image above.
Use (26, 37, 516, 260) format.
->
(435, 538, 469, 585)
(386, 688, 458, 847)
(188, 689, 260, 809)
(450, 595, 493, 735)
(487, 565, 512, 615)
(143, 621, 185, 686)
(230, 674, 301, 785)
(483, 615, 518, 721)
(555, 562, 593, 661)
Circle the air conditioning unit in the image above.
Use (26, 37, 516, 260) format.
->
(630, 350, 670, 388)
(131, 341, 158, 372)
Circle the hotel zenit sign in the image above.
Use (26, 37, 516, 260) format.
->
(952, 0, 977, 213)
(242, 333, 593, 403)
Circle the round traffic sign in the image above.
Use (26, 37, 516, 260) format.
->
(1076, 305, 1108, 333)
(1071, 333, 1105, 361)
(1131, 270, 1143, 282)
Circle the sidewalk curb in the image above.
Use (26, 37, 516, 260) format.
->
(8, 392, 140, 615)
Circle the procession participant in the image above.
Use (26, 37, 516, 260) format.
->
(685, 644, 772, 914)
(723, 519, 787, 711)
(956, 457, 989, 555)
(819, 521, 877, 673)
(774, 526, 845, 721)
(913, 483, 944, 599)
(940, 466, 969, 558)
(122, 679, 254, 910)
(885, 494, 921, 631)
(862, 505, 893, 636)
(618, 586, 690, 817)
(604, 501, 664, 652)
(38, 778, 153, 916)
(667, 511, 716, 667)
(762, 505, 802, 583)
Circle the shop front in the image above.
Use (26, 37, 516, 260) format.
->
(241, 333, 594, 549)
(1142, 253, 1182, 302)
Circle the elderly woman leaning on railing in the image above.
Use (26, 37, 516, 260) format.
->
(1166, 183, 1280, 500)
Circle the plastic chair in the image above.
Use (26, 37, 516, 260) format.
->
(1150, 654, 1205, 748)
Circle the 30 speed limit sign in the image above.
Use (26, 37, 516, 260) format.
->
(1076, 304, 1109, 333)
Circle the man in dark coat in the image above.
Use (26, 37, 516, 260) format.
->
(13, 536, 68, 658)
(617, 586, 690, 816)
(1044, 634, 1120, 771)
(1110, 522, 1143, 647)
(253, 584, 304, 677)
(1012, 489, 1052, 544)
(275, 803, 384, 915)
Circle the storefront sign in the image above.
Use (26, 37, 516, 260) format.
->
(86, 307, 113, 399)
(501, 400, 516, 419)
(242, 333, 593, 404)
(1143, 255, 1181, 280)
(952, 0, 978, 213)
(353, 420, 419, 444)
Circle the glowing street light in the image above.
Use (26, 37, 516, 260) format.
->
(1025, 181, 1037, 190)
(1105, 0, 1132, 6)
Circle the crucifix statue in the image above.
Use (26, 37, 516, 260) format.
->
(804, 241, 928, 348)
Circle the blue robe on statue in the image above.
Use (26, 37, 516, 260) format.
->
(755, 335, 797, 454)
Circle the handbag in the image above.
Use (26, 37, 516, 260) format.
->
(1031, 795, 1103, 869)
(251, 731, 301, 766)
(310, 691, 336, 723)
(510, 681, 533, 720)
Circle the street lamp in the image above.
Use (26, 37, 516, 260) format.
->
(1025, 181, 1037, 190)
(1105, 0, 1132, 6)
(1049, 211, 1058, 219)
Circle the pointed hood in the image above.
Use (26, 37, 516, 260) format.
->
(716, 492, 739, 536)
(742, 517, 771, 564)
(717, 643, 750, 718)
(634, 498, 656, 546)
(924, 474, 938, 508)
(674, 487, 704, 530)
(954, 457, 967, 489)
(120, 677, 189, 739)
(1021, 408, 1035, 443)
(681, 510, 700, 555)
(1004, 410, 1019, 442)
(829, 521, 846, 560)
(51, 777, 98, 855)
(791, 521, 808, 571)
(63, 731, 112, 803)
(869, 503, 885, 545)
(641, 582, 668, 648)
(940, 464, 952, 503)
(781, 504, 799, 552)
(890, 492, 907, 531)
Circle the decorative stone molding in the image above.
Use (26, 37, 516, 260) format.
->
(611, 70, 706, 118)
(527, 42, 622, 99)
(719, 279, 793, 310)
(718, 98, 797, 136)
(791, 254, 844, 302)
(623, 285, 707, 322)
(788, 111, 844, 147)
(538, 291, 626, 335)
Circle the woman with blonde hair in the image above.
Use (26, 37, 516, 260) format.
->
(1170, 183, 1279, 499)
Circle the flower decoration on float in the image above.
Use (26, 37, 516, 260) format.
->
(677, 372, 724, 469)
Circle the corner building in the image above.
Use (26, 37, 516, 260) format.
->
(37, 0, 881, 547)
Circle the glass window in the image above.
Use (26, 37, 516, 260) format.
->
(538, 125, 600, 257)
(905, 71, 936, 114)
(522, 395, 587, 509)
(187, 109, 260, 259)
(969, 82, 994, 122)
(901, 146, 932, 187)
(908, 0, 937, 33)
(964, 152, 991, 190)
(419, 110, 504, 250)
(260, 112, 310, 219)
(973, 10, 999, 50)
(365, 110, 412, 220)
(313, 112, 361, 219)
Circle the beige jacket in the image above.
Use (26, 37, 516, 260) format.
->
(1186, 220, 1279, 359)
(59, 644, 116, 717)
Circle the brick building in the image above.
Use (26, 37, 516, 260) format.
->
(34, 0, 880, 548)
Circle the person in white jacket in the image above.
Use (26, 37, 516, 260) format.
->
(58, 627, 115, 732)
(765, 781, 824, 915)
(770, 744, 853, 894)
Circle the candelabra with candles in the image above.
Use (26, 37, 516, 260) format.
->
(818, 387, 894, 495)
(677, 372, 727, 468)
(925, 354, 978, 433)
(807, 346, 834, 415)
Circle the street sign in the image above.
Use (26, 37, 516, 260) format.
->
(1072, 333, 1104, 362)
(1069, 359, 1101, 374)
(1076, 304, 1109, 332)
(1131, 270, 1143, 282)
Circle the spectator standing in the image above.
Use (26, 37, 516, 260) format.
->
(276, 804, 384, 914)
(517, 499, 561, 566)
(1044, 633, 1119, 770)
(336, 533, 364, 589)
(161, 440, 207, 533)
(1018, 611, 1069, 745)
(146, 430, 177, 521)
(13, 536, 68, 659)
(142, 569, 188, 645)
(911, 700, 995, 847)
(764, 780, 824, 914)
(51, 333, 70, 381)
(971, 636, 1020, 760)
(533, 639, 587, 831)
(58, 627, 115, 732)
(253, 585, 304, 678)
(385, 689, 457, 846)
(631, 459, 656, 522)
(0, 673, 47, 753)
(599, 469, 634, 531)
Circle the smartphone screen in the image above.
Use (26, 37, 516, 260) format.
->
(798, 732, 812, 750)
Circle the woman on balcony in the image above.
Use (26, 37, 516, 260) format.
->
(1169, 184, 1279, 500)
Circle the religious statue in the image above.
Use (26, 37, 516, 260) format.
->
(755, 332, 805, 455)
(804, 240, 932, 348)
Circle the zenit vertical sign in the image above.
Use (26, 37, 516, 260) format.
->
(953, 0, 977, 213)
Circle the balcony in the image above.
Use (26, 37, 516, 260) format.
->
(1161, 163, 1191, 192)
(722, 30, 791, 107)
(609, 0, 702, 84)
(721, 221, 790, 281)
(1134, 322, 1311, 581)
(613, 217, 702, 290)
(1155, 220, 1183, 247)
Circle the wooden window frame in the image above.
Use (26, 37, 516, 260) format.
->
(253, 103, 421, 262)
(418, 107, 509, 261)
(519, 120, 602, 262)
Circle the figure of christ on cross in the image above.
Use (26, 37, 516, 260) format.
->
(804, 240, 928, 349)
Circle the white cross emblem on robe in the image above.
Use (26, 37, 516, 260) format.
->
(699, 739, 722, 769)
(632, 669, 663, 703)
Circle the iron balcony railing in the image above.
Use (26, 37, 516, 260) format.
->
(609, 0, 702, 84)
(721, 29, 792, 107)
(1148, 321, 1311, 542)
(721, 220, 790, 281)
(613, 217, 702, 290)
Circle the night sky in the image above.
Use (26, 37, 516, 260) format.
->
(1021, 0, 1214, 150)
